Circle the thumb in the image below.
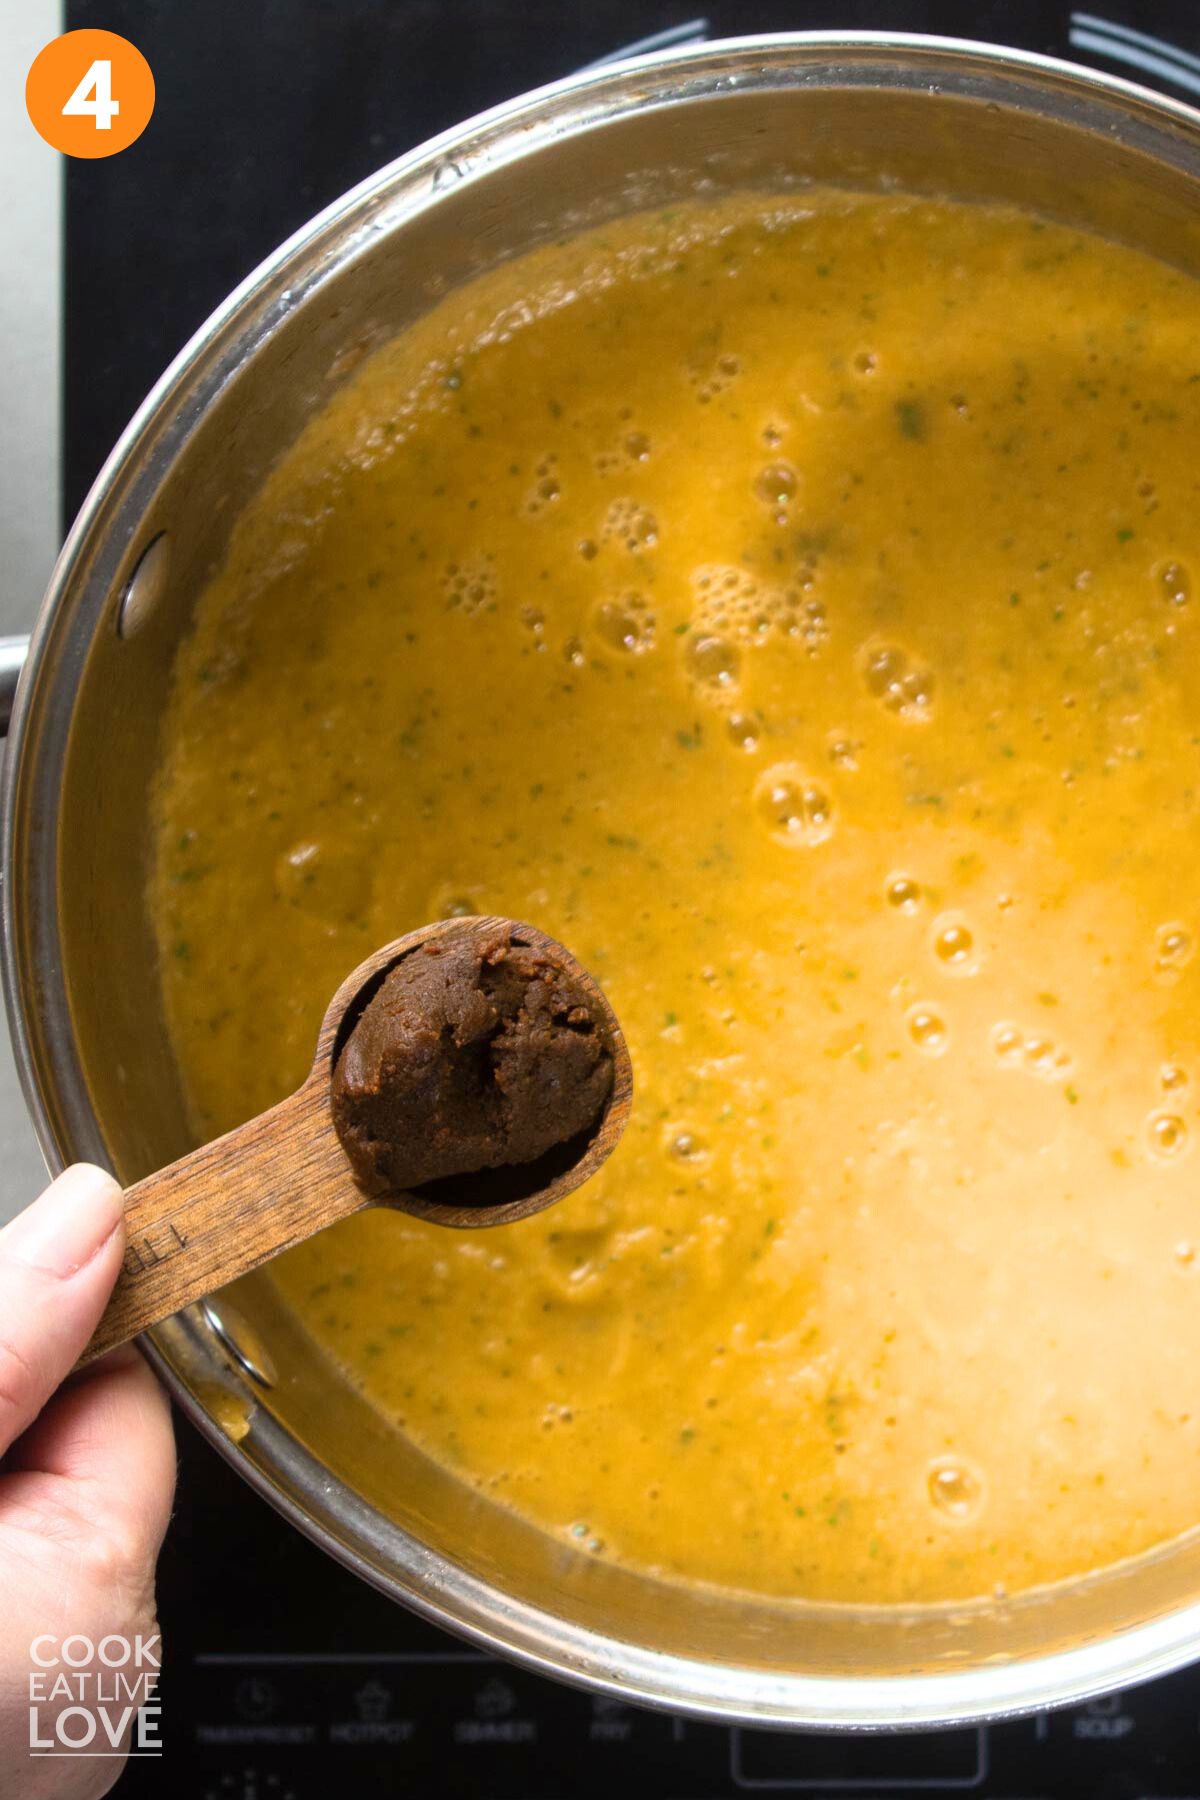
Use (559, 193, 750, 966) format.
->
(0, 1163, 125, 1457)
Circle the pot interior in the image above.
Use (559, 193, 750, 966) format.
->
(14, 41, 1200, 1720)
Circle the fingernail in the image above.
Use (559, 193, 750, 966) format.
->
(1, 1163, 124, 1278)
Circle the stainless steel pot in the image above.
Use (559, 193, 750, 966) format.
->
(6, 32, 1200, 1730)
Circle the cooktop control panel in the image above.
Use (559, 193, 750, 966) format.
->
(181, 1658, 1193, 1799)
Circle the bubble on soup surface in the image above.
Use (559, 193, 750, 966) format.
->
(686, 632, 741, 689)
(862, 642, 935, 720)
(827, 733, 858, 771)
(563, 635, 587, 667)
(689, 564, 805, 652)
(523, 457, 561, 514)
(441, 552, 497, 615)
(886, 874, 921, 912)
(786, 595, 829, 657)
(1162, 1063, 1189, 1093)
(853, 350, 877, 375)
(932, 915, 975, 972)
(863, 644, 902, 695)
(593, 592, 655, 654)
(1023, 1037, 1071, 1081)
(429, 884, 479, 920)
(754, 765, 834, 846)
(668, 1129, 709, 1164)
(1155, 924, 1192, 975)
(518, 605, 546, 644)
(928, 1458, 983, 1520)
(906, 1004, 948, 1056)
(1147, 1113, 1189, 1161)
(1157, 561, 1191, 606)
(753, 462, 798, 517)
(990, 1022, 1024, 1061)
(726, 712, 760, 751)
(689, 351, 741, 405)
(601, 496, 658, 554)
(1175, 1242, 1196, 1267)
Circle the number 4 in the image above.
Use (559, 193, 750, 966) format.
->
(62, 58, 120, 131)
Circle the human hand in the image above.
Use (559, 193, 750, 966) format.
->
(0, 1165, 176, 1798)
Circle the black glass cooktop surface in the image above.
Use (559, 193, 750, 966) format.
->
(63, 3, 1200, 1794)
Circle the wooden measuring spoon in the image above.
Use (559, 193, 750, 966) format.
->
(81, 917, 632, 1366)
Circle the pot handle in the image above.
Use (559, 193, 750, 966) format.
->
(0, 636, 29, 736)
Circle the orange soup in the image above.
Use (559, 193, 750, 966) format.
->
(151, 190, 1200, 1603)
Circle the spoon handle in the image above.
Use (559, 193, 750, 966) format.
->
(81, 1080, 366, 1366)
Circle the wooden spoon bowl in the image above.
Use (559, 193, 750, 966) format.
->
(82, 917, 632, 1365)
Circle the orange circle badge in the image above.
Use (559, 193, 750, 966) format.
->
(26, 29, 154, 159)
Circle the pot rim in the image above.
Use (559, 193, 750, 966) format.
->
(7, 29, 1200, 1730)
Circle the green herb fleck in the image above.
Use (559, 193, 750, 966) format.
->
(895, 398, 927, 442)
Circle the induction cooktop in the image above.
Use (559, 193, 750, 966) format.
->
(63, 3, 1200, 1794)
